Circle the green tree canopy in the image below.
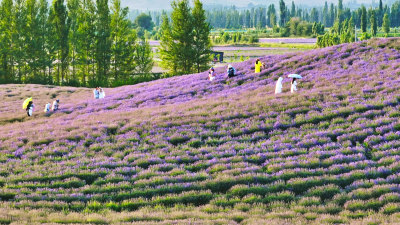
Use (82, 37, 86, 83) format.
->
(159, 0, 211, 76)
(134, 13, 154, 30)
(383, 13, 390, 35)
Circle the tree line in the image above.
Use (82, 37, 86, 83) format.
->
(0, 0, 153, 87)
(317, 0, 392, 47)
(203, 0, 400, 31)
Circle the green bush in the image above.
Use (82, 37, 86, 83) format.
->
(86, 201, 103, 212)
(121, 199, 148, 211)
(299, 197, 321, 207)
(210, 196, 240, 207)
(0, 192, 16, 201)
(263, 191, 296, 204)
(382, 203, 400, 214)
(168, 135, 190, 146)
(306, 184, 341, 201)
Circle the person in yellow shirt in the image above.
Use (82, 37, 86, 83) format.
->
(255, 59, 263, 73)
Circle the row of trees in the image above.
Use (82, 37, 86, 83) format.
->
(211, 31, 259, 45)
(279, 19, 325, 37)
(159, 0, 211, 76)
(0, 0, 153, 87)
(317, 1, 391, 47)
(203, 0, 400, 32)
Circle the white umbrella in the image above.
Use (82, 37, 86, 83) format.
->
(288, 74, 303, 79)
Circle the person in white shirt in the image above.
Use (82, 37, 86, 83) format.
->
(275, 77, 283, 94)
(52, 99, 59, 111)
(93, 87, 100, 99)
(291, 78, 298, 93)
(208, 67, 216, 81)
(99, 88, 105, 99)
(44, 103, 51, 113)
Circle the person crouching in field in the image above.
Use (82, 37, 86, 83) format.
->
(26, 101, 34, 117)
(52, 99, 59, 111)
(227, 65, 236, 78)
(209, 67, 216, 81)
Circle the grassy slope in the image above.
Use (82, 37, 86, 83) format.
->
(1, 39, 400, 224)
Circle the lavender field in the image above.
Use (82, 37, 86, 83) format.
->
(1, 39, 400, 224)
(259, 38, 317, 44)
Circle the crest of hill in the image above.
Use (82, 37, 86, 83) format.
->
(71, 38, 400, 115)
(1, 38, 400, 126)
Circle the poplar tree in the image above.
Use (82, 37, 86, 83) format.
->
(110, 0, 132, 81)
(0, 0, 14, 82)
(134, 39, 153, 75)
(67, 0, 80, 84)
(279, 0, 286, 26)
(51, 0, 69, 85)
(361, 5, 367, 33)
(378, 0, 383, 26)
(192, 0, 211, 73)
(13, 0, 28, 83)
(26, 0, 40, 81)
(95, 0, 111, 86)
(370, 10, 377, 37)
(383, 13, 390, 35)
(159, 0, 194, 75)
(159, 13, 175, 74)
(338, 0, 343, 23)
(37, 0, 50, 81)
(329, 3, 335, 27)
(77, 0, 96, 85)
(290, 1, 295, 18)
(323, 2, 328, 26)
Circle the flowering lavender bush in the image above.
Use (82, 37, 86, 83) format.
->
(1, 38, 400, 223)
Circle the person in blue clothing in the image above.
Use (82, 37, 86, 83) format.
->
(52, 99, 60, 111)
(227, 64, 236, 78)
(93, 87, 100, 99)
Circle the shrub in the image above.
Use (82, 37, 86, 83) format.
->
(188, 139, 203, 148)
(206, 176, 237, 193)
(86, 201, 103, 212)
(168, 135, 190, 146)
(32, 138, 54, 146)
(263, 191, 296, 204)
(382, 203, 400, 214)
(234, 203, 252, 212)
(298, 197, 321, 207)
(287, 177, 326, 194)
(306, 184, 341, 201)
(121, 199, 148, 211)
(0, 192, 16, 201)
(85, 214, 109, 224)
(210, 196, 240, 207)
(342, 210, 369, 219)
(304, 212, 318, 220)
(105, 201, 121, 212)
